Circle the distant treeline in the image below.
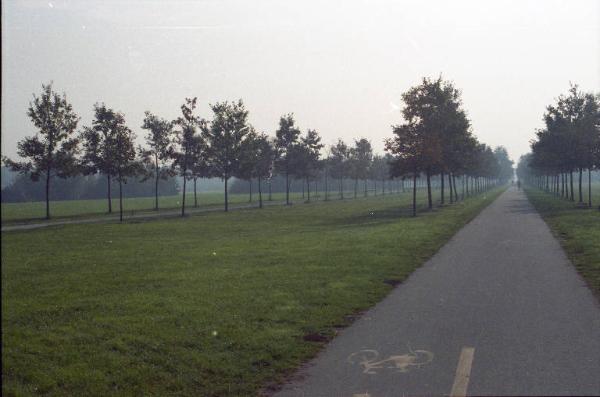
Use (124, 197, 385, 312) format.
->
(517, 84, 600, 206)
(1, 172, 178, 203)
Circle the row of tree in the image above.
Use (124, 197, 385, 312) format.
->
(2, 83, 388, 220)
(384, 77, 513, 216)
(516, 85, 600, 206)
(4, 78, 512, 220)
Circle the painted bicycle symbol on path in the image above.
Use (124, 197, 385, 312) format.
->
(347, 347, 433, 374)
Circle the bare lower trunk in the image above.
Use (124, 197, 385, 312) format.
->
(412, 172, 417, 217)
(453, 174, 458, 202)
(107, 174, 112, 213)
(155, 156, 159, 211)
(426, 172, 432, 209)
(307, 177, 311, 201)
(119, 175, 123, 222)
(194, 178, 198, 208)
(45, 168, 51, 219)
(578, 168, 583, 203)
(588, 169, 592, 207)
(440, 171, 445, 204)
(286, 171, 290, 205)
(181, 175, 187, 217)
(258, 176, 263, 209)
(569, 171, 574, 201)
(324, 170, 329, 201)
(448, 173, 453, 204)
(224, 177, 229, 212)
(268, 179, 272, 201)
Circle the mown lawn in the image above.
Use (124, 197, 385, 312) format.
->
(1, 188, 403, 224)
(525, 186, 600, 296)
(1, 191, 293, 223)
(2, 187, 504, 396)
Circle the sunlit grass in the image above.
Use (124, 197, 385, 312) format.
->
(2, 187, 504, 396)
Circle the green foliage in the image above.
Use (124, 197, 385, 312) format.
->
(2, 82, 80, 219)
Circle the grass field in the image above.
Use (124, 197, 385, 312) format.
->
(1, 191, 291, 223)
(1, 188, 410, 224)
(2, 187, 504, 396)
(525, 185, 600, 297)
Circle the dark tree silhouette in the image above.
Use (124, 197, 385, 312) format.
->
(204, 100, 250, 212)
(171, 98, 202, 217)
(140, 111, 174, 211)
(3, 83, 80, 219)
(274, 114, 301, 205)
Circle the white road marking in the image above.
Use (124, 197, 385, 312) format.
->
(450, 347, 475, 397)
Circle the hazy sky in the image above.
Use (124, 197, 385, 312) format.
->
(2, 0, 599, 163)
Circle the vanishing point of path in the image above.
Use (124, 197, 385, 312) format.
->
(275, 188, 600, 396)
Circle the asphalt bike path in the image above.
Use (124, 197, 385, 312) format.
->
(274, 187, 600, 396)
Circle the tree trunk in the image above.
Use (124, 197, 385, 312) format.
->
(119, 174, 123, 222)
(340, 178, 344, 199)
(194, 178, 198, 208)
(578, 168, 583, 203)
(426, 172, 432, 209)
(588, 168, 592, 207)
(440, 171, 445, 205)
(224, 176, 229, 212)
(155, 155, 159, 211)
(453, 174, 458, 202)
(364, 179, 367, 197)
(307, 177, 311, 202)
(107, 174, 112, 213)
(249, 179, 253, 202)
(324, 170, 329, 201)
(448, 173, 453, 204)
(286, 170, 290, 205)
(412, 172, 417, 217)
(354, 178, 358, 198)
(258, 176, 263, 209)
(181, 175, 187, 217)
(569, 171, 574, 201)
(268, 179, 272, 201)
(45, 168, 51, 219)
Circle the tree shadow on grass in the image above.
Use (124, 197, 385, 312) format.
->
(317, 205, 438, 229)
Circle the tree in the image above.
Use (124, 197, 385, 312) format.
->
(396, 77, 467, 209)
(112, 116, 139, 222)
(238, 131, 275, 208)
(3, 83, 80, 219)
(80, 103, 123, 214)
(349, 138, 373, 198)
(204, 99, 250, 212)
(171, 97, 202, 217)
(528, 85, 600, 206)
(329, 139, 350, 199)
(369, 154, 390, 195)
(274, 114, 301, 205)
(140, 111, 174, 211)
(294, 129, 323, 202)
(385, 123, 424, 216)
(493, 147, 514, 185)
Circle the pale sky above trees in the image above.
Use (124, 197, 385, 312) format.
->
(2, 0, 598, 161)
